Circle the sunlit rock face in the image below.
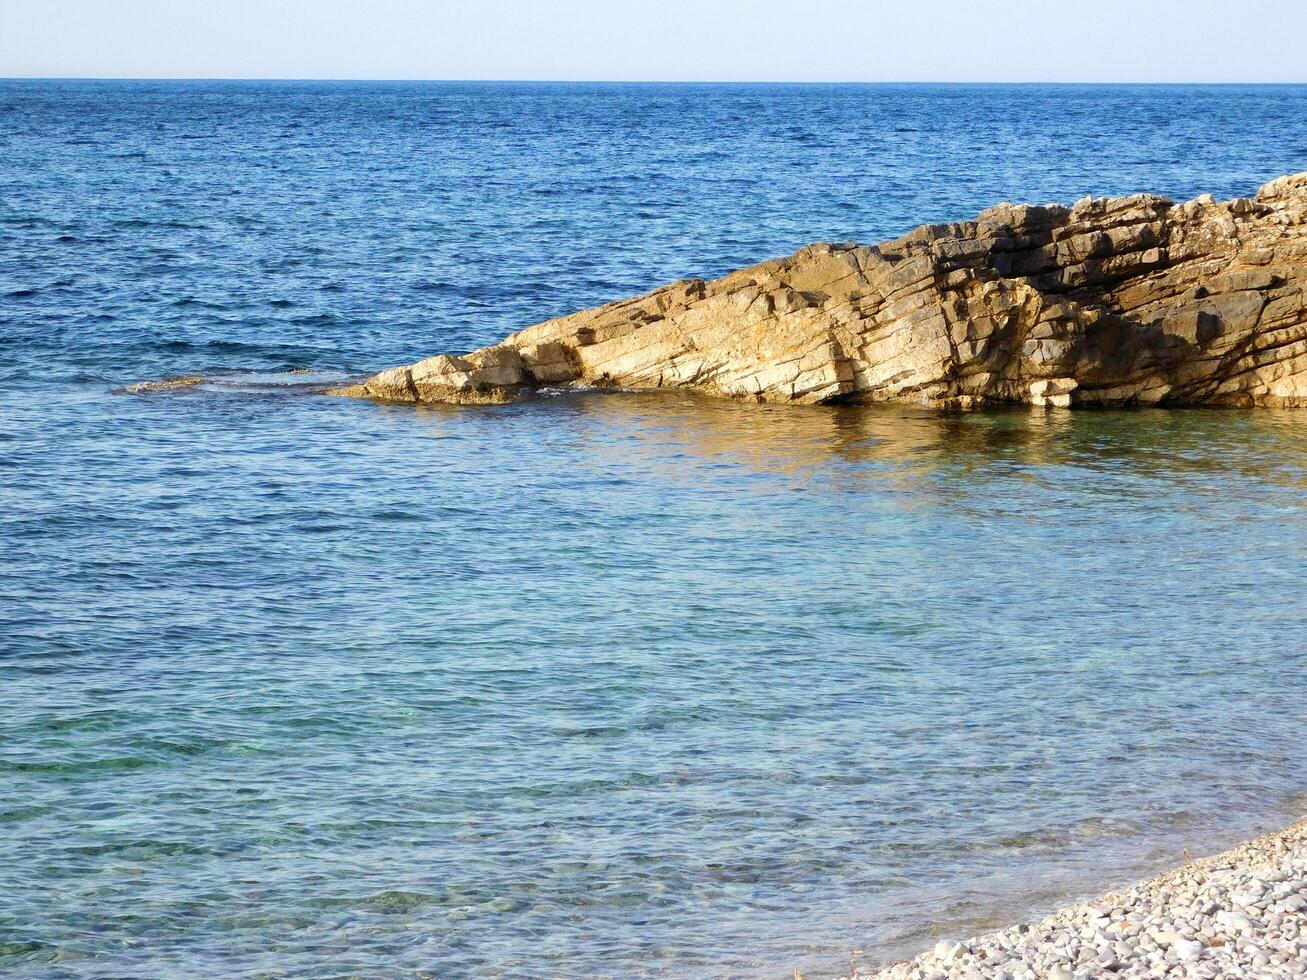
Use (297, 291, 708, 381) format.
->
(335, 173, 1307, 409)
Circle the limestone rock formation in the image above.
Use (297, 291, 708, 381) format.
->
(335, 173, 1307, 409)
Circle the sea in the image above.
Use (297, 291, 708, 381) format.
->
(2, 80, 1307, 978)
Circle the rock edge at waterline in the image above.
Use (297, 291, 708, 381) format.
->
(332, 173, 1307, 409)
(839, 817, 1307, 980)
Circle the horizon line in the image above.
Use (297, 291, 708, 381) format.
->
(3, 76, 1307, 86)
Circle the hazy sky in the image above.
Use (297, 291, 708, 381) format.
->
(2, 0, 1304, 83)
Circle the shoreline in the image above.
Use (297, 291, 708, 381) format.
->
(837, 816, 1307, 979)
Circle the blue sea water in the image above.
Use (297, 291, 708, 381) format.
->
(2, 80, 1307, 978)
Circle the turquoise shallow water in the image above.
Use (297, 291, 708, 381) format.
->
(3, 82, 1307, 978)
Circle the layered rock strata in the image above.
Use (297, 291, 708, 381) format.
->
(335, 173, 1307, 409)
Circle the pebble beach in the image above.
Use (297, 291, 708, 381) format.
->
(843, 818, 1307, 980)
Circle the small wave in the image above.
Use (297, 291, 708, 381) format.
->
(0, 755, 155, 775)
(289, 313, 348, 327)
(170, 297, 229, 310)
(64, 837, 217, 857)
(0, 215, 55, 228)
(372, 509, 426, 522)
(305, 890, 447, 913)
(113, 218, 205, 231)
(68, 370, 111, 385)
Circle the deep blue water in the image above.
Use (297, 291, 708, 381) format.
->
(2, 81, 1307, 978)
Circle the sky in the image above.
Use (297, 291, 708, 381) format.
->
(1, 0, 1305, 83)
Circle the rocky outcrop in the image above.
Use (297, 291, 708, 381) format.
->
(335, 173, 1307, 409)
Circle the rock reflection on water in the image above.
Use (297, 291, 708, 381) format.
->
(415, 390, 1307, 508)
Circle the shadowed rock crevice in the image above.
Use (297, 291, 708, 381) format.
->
(333, 173, 1307, 409)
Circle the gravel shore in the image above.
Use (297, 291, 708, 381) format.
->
(841, 818, 1307, 980)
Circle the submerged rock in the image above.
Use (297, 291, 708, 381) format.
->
(118, 375, 206, 394)
(341, 172, 1307, 409)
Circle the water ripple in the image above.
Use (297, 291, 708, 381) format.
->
(2, 79, 1307, 979)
